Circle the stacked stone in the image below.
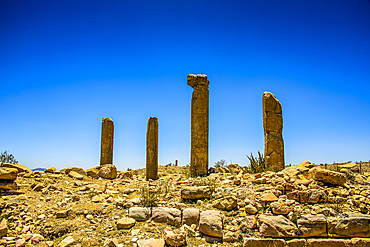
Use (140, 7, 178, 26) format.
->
(0, 166, 18, 194)
(188, 74, 209, 177)
(146, 117, 158, 180)
(263, 92, 284, 172)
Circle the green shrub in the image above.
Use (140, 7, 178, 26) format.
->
(0, 150, 18, 164)
(246, 151, 266, 173)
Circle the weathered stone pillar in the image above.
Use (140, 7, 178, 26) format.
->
(188, 74, 209, 177)
(100, 118, 114, 165)
(146, 117, 158, 180)
(263, 92, 284, 172)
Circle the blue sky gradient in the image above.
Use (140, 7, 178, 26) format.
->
(1, 0, 370, 170)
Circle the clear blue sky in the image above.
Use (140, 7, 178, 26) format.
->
(1, 0, 369, 170)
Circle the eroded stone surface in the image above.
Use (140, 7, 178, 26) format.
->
(146, 117, 158, 180)
(307, 239, 351, 247)
(180, 186, 212, 200)
(100, 118, 114, 165)
(328, 213, 370, 237)
(151, 207, 181, 226)
(182, 208, 200, 226)
(263, 92, 284, 172)
(129, 207, 151, 221)
(98, 164, 117, 179)
(259, 214, 297, 237)
(297, 214, 327, 237)
(199, 210, 223, 238)
(163, 227, 186, 247)
(243, 238, 286, 247)
(116, 217, 136, 229)
(137, 239, 165, 247)
(308, 167, 346, 186)
(188, 74, 209, 177)
(0, 167, 18, 181)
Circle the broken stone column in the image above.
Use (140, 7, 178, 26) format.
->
(263, 92, 284, 172)
(100, 118, 114, 165)
(146, 117, 158, 180)
(188, 74, 209, 177)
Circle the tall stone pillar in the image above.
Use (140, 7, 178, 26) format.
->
(263, 92, 284, 172)
(100, 118, 114, 165)
(146, 117, 158, 180)
(188, 74, 209, 177)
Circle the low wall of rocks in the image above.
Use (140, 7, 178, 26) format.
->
(127, 206, 370, 246)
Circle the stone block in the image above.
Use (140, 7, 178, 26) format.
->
(328, 213, 370, 237)
(297, 214, 327, 237)
(243, 238, 286, 247)
(151, 207, 181, 226)
(182, 208, 200, 226)
(199, 210, 223, 238)
(259, 214, 297, 237)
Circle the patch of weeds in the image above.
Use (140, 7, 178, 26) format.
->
(246, 151, 266, 174)
(158, 179, 172, 199)
(295, 227, 303, 235)
(289, 211, 301, 225)
(187, 230, 195, 238)
(182, 165, 191, 179)
(103, 182, 108, 193)
(140, 183, 159, 207)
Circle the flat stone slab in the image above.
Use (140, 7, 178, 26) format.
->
(308, 167, 346, 186)
(307, 239, 351, 247)
(243, 238, 286, 247)
(181, 186, 212, 200)
(259, 214, 297, 238)
(117, 217, 136, 229)
(328, 213, 370, 238)
(297, 214, 327, 237)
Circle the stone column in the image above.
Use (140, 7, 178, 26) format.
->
(100, 118, 114, 165)
(146, 117, 158, 180)
(188, 74, 209, 177)
(263, 92, 284, 172)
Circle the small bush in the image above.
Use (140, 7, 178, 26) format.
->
(214, 159, 227, 169)
(0, 150, 18, 164)
(246, 151, 266, 173)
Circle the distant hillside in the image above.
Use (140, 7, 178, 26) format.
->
(31, 167, 47, 171)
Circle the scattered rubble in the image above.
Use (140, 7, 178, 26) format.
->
(0, 161, 369, 246)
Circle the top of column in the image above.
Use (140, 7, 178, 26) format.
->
(102, 118, 113, 123)
(187, 74, 209, 88)
(263, 92, 282, 113)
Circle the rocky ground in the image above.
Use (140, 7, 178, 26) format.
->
(0, 161, 370, 246)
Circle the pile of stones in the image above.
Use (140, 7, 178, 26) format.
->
(0, 161, 369, 246)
